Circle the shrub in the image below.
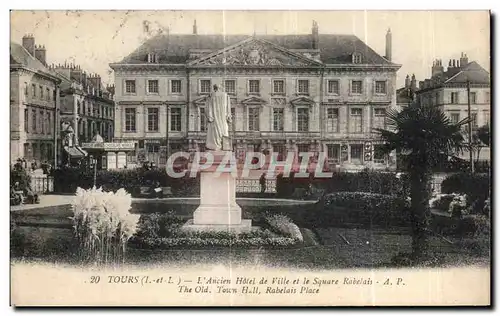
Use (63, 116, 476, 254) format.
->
(53, 167, 200, 197)
(316, 192, 411, 227)
(132, 212, 302, 249)
(276, 170, 410, 199)
(70, 187, 140, 264)
(441, 173, 490, 209)
(264, 213, 303, 241)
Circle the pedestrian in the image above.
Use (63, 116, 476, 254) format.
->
(259, 173, 267, 194)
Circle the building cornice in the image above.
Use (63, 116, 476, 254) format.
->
(10, 64, 62, 83)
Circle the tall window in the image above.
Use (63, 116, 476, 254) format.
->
(248, 108, 260, 131)
(485, 92, 490, 103)
(40, 86, 44, 99)
(224, 80, 236, 94)
(24, 82, 28, 96)
(47, 112, 51, 135)
(350, 144, 363, 163)
(39, 110, 44, 134)
(297, 144, 309, 162)
(32, 110, 36, 133)
(328, 80, 339, 94)
(351, 81, 363, 94)
(200, 108, 207, 132)
(470, 92, 477, 104)
(147, 80, 159, 93)
(326, 108, 339, 132)
(327, 144, 340, 163)
(125, 108, 136, 132)
(147, 108, 159, 132)
(46, 88, 50, 101)
(375, 81, 387, 94)
(32, 84, 36, 97)
(298, 80, 309, 95)
(451, 92, 459, 104)
(373, 108, 386, 129)
(450, 112, 460, 124)
(171, 80, 182, 94)
(249, 80, 260, 94)
(273, 108, 284, 131)
(273, 144, 286, 161)
(231, 108, 236, 131)
(24, 109, 28, 131)
(125, 80, 136, 93)
(351, 108, 363, 133)
(273, 80, 285, 94)
(170, 108, 182, 131)
(200, 79, 211, 94)
(297, 108, 309, 132)
(483, 111, 490, 125)
(471, 112, 478, 128)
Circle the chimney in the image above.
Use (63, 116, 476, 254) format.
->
(405, 75, 410, 88)
(432, 59, 444, 77)
(311, 20, 319, 49)
(385, 28, 392, 61)
(34, 45, 47, 65)
(193, 20, 197, 35)
(460, 52, 469, 68)
(88, 74, 102, 95)
(452, 59, 456, 68)
(22, 34, 35, 56)
(410, 74, 417, 91)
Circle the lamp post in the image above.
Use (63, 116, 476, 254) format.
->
(90, 155, 97, 187)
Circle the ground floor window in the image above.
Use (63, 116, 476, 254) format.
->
(350, 144, 363, 164)
(326, 144, 340, 164)
(272, 143, 287, 161)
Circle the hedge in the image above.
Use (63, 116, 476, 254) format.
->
(313, 192, 411, 228)
(441, 173, 490, 203)
(276, 170, 410, 198)
(53, 167, 200, 197)
(131, 212, 301, 249)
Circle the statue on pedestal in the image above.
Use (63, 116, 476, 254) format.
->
(206, 84, 232, 151)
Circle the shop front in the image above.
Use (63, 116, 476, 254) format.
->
(81, 142, 136, 170)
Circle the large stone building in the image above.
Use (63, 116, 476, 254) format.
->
(415, 53, 490, 162)
(110, 22, 401, 171)
(50, 64, 115, 143)
(10, 35, 61, 165)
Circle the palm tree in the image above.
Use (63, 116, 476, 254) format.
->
(374, 104, 467, 259)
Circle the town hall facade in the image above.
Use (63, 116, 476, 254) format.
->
(110, 22, 401, 171)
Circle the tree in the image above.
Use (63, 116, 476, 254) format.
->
(374, 105, 466, 259)
(477, 124, 490, 147)
(463, 124, 490, 165)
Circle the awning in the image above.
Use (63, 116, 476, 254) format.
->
(64, 146, 87, 159)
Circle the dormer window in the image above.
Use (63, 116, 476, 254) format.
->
(147, 53, 158, 63)
(352, 53, 362, 64)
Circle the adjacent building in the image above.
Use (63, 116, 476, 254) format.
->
(10, 35, 61, 166)
(414, 53, 491, 162)
(110, 22, 401, 171)
(50, 64, 115, 144)
(396, 74, 418, 110)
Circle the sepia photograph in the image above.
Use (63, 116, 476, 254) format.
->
(9, 9, 491, 306)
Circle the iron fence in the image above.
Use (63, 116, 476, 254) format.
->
(236, 179, 276, 193)
(31, 176, 54, 194)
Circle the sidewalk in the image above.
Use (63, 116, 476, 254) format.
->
(10, 195, 75, 212)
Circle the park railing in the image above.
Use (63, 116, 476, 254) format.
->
(31, 175, 54, 194)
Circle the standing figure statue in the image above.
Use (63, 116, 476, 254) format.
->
(206, 84, 232, 151)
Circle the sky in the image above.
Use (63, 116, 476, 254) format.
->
(10, 10, 490, 88)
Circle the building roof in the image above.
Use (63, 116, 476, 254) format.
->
(117, 34, 395, 65)
(396, 86, 415, 105)
(10, 42, 60, 81)
(443, 61, 490, 84)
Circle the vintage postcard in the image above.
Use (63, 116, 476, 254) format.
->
(9, 10, 491, 306)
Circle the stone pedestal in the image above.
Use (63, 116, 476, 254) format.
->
(182, 151, 253, 233)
